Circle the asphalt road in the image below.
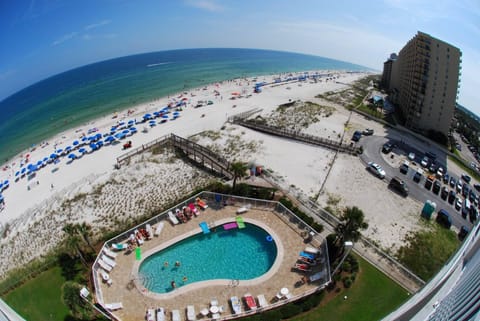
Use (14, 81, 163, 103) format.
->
(358, 134, 474, 231)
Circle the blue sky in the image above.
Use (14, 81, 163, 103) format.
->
(1, 0, 479, 113)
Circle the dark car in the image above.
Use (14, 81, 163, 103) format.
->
(425, 175, 435, 190)
(352, 130, 362, 142)
(469, 190, 477, 203)
(389, 177, 409, 197)
(443, 173, 450, 184)
(413, 169, 424, 183)
(462, 183, 470, 198)
(426, 151, 437, 160)
(399, 162, 409, 174)
(462, 174, 472, 184)
(448, 190, 456, 204)
(382, 143, 393, 154)
(436, 209, 452, 229)
(450, 176, 456, 188)
(441, 187, 449, 200)
(432, 180, 441, 194)
(458, 226, 469, 241)
(474, 183, 480, 192)
(470, 207, 479, 223)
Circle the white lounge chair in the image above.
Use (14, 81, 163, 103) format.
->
(146, 308, 155, 321)
(98, 259, 113, 272)
(101, 254, 116, 268)
(146, 224, 153, 240)
(171, 309, 181, 321)
(156, 307, 165, 321)
(103, 247, 118, 259)
(99, 269, 112, 286)
(257, 294, 268, 308)
(105, 302, 123, 311)
(210, 298, 219, 307)
(168, 211, 180, 225)
(186, 305, 196, 321)
(154, 222, 165, 236)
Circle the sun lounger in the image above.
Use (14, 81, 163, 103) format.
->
(293, 263, 311, 272)
(100, 269, 112, 286)
(236, 206, 248, 214)
(212, 313, 220, 320)
(235, 216, 246, 229)
(168, 211, 180, 225)
(230, 296, 242, 314)
(199, 221, 210, 234)
(146, 308, 155, 321)
(134, 229, 144, 245)
(257, 294, 268, 308)
(111, 243, 128, 251)
(98, 259, 113, 272)
(299, 251, 315, 260)
(103, 248, 118, 259)
(171, 309, 181, 321)
(186, 305, 196, 321)
(156, 307, 165, 321)
(101, 254, 116, 267)
(105, 302, 123, 311)
(188, 203, 199, 216)
(244, 293, 257, 310)
(309, 270, 326, 283)
(196, 197, 208, 210)
(154, 222, 165, 236)
(146, 224, 153, 239)
(210, 298, 219, 307)
(304, 246, 320, 255)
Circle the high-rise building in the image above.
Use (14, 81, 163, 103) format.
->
(382, 31, 461, 137)
(381, 53, 397, 89)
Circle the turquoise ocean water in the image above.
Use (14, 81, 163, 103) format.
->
(0, 48, 369, 163)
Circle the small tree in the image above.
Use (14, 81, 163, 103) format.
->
(230, 161, 249, 190)
(61, 281, 93, 319)
(334, 206, 368, 257)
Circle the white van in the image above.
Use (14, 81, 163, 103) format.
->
(462, 199, 471, 218)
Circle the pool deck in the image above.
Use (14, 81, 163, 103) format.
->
(99, 205, 325, 321)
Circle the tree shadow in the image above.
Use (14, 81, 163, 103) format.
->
(58, 253, 83, 281)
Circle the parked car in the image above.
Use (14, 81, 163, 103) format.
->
(461, 174, 472, 184)
(421, 156, 430, 168)
(362, 128, 374, 136)
(474, 183, 480, 192)
(455, 197, 462, 211)
(436, 209, 452, 229)
(426, 151, 437, 160)
(456, 182, 463, 193)
(432, 180, 442, 194)
(408, 152, 415, 161)
(470, 207, 479, 223)
(458, 226, 469, 241)
(443, 173, 450, 184)
(399, 161, 409, 174)
(367, 162, 386, 179)
(389, 176, 409, 196)
(462, 183, 470, 198)
(425, 175, 435, 190)
(441, 186, 449, 200)
(450, 176, 456, 188)
(352, 130, 362, 142)
(413, 168, 424, 183)
(448, 190, 456, 204)
(382, 143, 393, 154)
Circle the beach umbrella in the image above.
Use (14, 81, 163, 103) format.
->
(104, 136, 115, 143)
(0, 183, 3, 190)
(149, 120, 156, 126)
(129, 127, 137, 132)
(118, 121, 125, 126)
(68, 153, 76, 159)
(143, 113, 152, 120)
(72, 140, 79, 146)
(50, 153, 58, 159)
(65, 146, 72, 152)
(81, 136, 88, 142)
(161, 115, 169, 119)
(27, 163, 35, 170)
(15, 171, 20, 177)
(96, 141, 104, 147)
(43, 157, 49, 162)
(128, 120, 135, 125)
(89, 143, 97, 150)
(95, 133, 102, 140)
(122, 129, 130, 134)
(0, 195, 3, 202)
(79, 147, 87, 154)
(115, 132, 126, 140)
(3, 180, 8, 186)
(56, 148, 63, 154)
(36, 160, 43, 167)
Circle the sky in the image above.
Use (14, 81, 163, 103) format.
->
(0, 0, 479, 114)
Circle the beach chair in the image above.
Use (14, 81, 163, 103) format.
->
(186, 305, 196, 321)
(103, 247, 118, 259)
(105, 302, 123, 311)
(243, 293, 257, 310)
(304, 246, 320, 255)
(99, 269, 112, 286)
(168, 211, 180, 225)
(154, 222, 165, 236)
(156, 307, 166, 321)
(146, 224, 153, 239)
(257, 294, 268, 308)
(111, 243, 128, 251)
(309, 270, 326, 283)
(299, 251, 315, 260)
(293, 263, 311, 272)
(101, 254, 116, 268)
(210, 298, 219, 307)
(97, 259, 113, 272)
(171, 309, 181, 321)
(146, 308, 155, 321)
(230, 296, 242, 314)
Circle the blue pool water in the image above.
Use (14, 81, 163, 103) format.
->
(138, 222, 277, 293)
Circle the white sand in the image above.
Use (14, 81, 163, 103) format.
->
(1, 70, 404, 277)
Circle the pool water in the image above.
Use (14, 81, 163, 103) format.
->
(138, 222, 278, 293)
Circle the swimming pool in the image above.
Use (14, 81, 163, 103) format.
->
(138, 222, 278, 293)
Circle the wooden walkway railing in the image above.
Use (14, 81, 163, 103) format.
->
(116, 134, 233, 180)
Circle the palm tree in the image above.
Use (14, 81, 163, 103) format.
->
(230, 161, 249, 190)
(62, 224, 87, 266)
(334, 206, 368, 246)
(77, 222, 95, 252)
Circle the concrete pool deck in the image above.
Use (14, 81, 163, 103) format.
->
(98, 205, 327, 321)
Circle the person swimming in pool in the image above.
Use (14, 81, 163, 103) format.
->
(175, 261, 181, 267)
(182, 276, 188, 283)
(171, 280, 176, 289)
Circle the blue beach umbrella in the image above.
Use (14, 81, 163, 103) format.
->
(0, 183, 3, 190)
(96, 141, 104, 147)
(56, 148, 63, 154)
(173, 111, 180, 116)
(115, 132, 126, 140)
(4, 180, 9, 186)
(95, 133, 102, 140)
(68, 153, 76, 159)
(36, 160, 43, 167)
(143, 113, 152, 120)
(129, 127, 137, 133)
(65, 146, 72, 152)
(153, 111, 161, 118)
(122, 129, 130, 134)
(21, 168, 26, 174)
(27, 163, 35, 170)
(89, 143, 97, 150)
(50, 153, 58, 159)
(105, 136, 115, 142)
(161, 115, 169, 119)
(43, 157, 49, 162)
(15, 171, 20, 177)
(72, 140, 79, 146)
(79, 147, 87, 154)
(81, 136, 88, 142)
(128, 120, 135, 125)
(118, 121, 125, 126)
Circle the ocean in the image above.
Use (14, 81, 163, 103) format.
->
(0, 48, 369, 163)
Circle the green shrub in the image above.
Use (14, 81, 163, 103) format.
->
(343, 277, 353, 288)
(280, 304, 302, 318)
(341, 261, 352, 273)
(262, 309, 282, 321)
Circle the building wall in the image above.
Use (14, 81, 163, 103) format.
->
(390, 31, 461, 136)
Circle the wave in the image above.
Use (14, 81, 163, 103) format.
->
(147, 62, 172, 68)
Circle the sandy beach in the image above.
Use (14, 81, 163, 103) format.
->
(0, 70, 424, 279)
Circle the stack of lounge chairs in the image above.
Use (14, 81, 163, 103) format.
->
(186, 305, 196, 321)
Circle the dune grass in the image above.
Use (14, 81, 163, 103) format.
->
(289, 255, 410, 321)
(2, 266, 70, 321)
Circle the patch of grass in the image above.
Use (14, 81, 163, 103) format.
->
(448, 155, 480, 182)
(3, 266, 70, 321)
(397, 221, 460, 281)
(289, 255, 409, 321)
